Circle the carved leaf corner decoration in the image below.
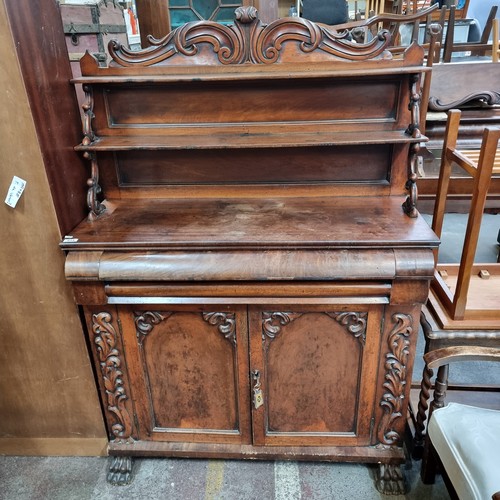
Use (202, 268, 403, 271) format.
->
(134, 311, 169, 344)
(202, 312, 237, 345)
(325, 312, 368, 345)
(107, 7, 392, 67)
(92, 312, 134, 443)
(377, 312, 413, 446)
(262, 312, 303, 340)
(262, 311, 367, 344)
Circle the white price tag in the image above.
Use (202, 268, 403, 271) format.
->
(5, 176, 27, 208)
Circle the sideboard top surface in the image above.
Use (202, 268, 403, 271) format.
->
(62, 196, 438, 251)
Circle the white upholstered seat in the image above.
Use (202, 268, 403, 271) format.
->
(428, 402, 500, 500)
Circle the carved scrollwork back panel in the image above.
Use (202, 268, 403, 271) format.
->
(103, 7, 392, 68)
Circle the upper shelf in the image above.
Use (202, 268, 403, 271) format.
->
(76, 130, 425, 152)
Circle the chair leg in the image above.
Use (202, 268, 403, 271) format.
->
(432, 365, 449, 410)
(421, 437, 439, 484)
(420, 364, 449, 483)
(413, 364, 433, 458)
(413, 312, 433, 459)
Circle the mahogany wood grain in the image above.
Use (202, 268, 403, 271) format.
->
(118, 306, 252, 444)
(65, 249, 404, 282)
(112, 146, 392, 186)
(93, 79, 403, 128)
(76, 132, 420, 149)
(249, 306, 382, 447)
(62, 197, 438, 251)
(104, 282, 393, 298)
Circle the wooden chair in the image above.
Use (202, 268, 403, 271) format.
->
(420, 346, 500, 499)
(428, 109, 500, 325)
(334, 4, 439, 45)
(412, 109, 500, 456)
(366, 0, 384, 18)
(442, 5, 498, 62)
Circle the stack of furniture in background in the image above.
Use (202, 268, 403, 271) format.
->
(412, 110, 500, 489)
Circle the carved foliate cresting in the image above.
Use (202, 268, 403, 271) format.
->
(107, 7, 392, 67)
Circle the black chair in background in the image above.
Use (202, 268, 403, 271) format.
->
(302, 0, 349, 25)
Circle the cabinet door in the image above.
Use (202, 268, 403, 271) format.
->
(249, 305, 383, 447)
(119, 305, 251, 444)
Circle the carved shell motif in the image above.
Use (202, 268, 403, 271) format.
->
(107, 6, 391, 67)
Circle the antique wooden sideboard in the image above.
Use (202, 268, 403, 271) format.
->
(62, 7, 438, 493)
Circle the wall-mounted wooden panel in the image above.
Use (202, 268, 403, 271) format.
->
(0, 0, 107, 456)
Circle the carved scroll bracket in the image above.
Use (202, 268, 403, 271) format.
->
(134, 311, 236, 345)
(202, 312, 236, 345)
(81, 85, 105, 221)
(403, 74, 422, 218)
(92, 312, 134, 444)
(402, 142, 420, 218)
(82, 84, 95, 146)
(84, 151, 106, 221)
(377, 312, 413, 446)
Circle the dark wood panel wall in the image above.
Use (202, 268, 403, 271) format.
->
(0, 0, 106, 455)
(4, 0, 88, 237)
